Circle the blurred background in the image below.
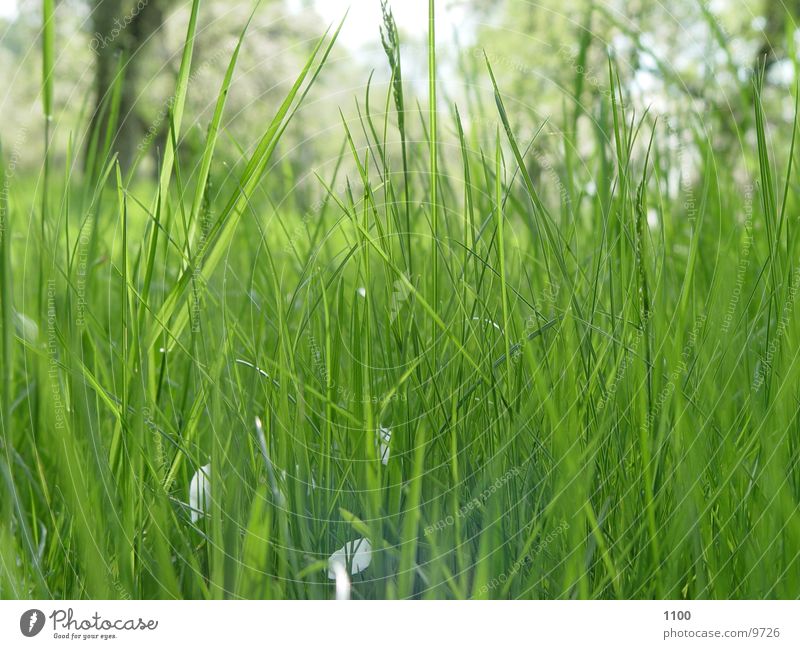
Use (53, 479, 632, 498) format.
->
(0, 0, 797, 182)
(2, 1, 800, 601)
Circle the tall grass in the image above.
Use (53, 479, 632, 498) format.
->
(0, 0, 799, 599)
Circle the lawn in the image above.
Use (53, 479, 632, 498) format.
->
(1, 0, 799, 599)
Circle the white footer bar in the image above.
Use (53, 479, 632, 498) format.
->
(0, 600, 795, 647)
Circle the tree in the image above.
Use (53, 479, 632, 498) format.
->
(88, 0, 168, 172)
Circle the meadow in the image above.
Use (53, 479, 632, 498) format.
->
(1, 0, 799, 599)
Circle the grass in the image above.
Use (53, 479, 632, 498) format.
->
(1, 0, 800, 599)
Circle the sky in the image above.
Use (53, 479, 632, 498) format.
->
(0, 0, 15, 21)
(289, 0, 474, 50)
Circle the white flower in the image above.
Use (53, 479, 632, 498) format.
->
(376, 426, 391, 465)
(327, 537, 372, 579)
(189, 464, 211, 523)
(357, 287, 367, 298)
(330, 562, 351, 600)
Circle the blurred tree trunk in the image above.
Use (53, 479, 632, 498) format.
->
(88, 0, 166, 173)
